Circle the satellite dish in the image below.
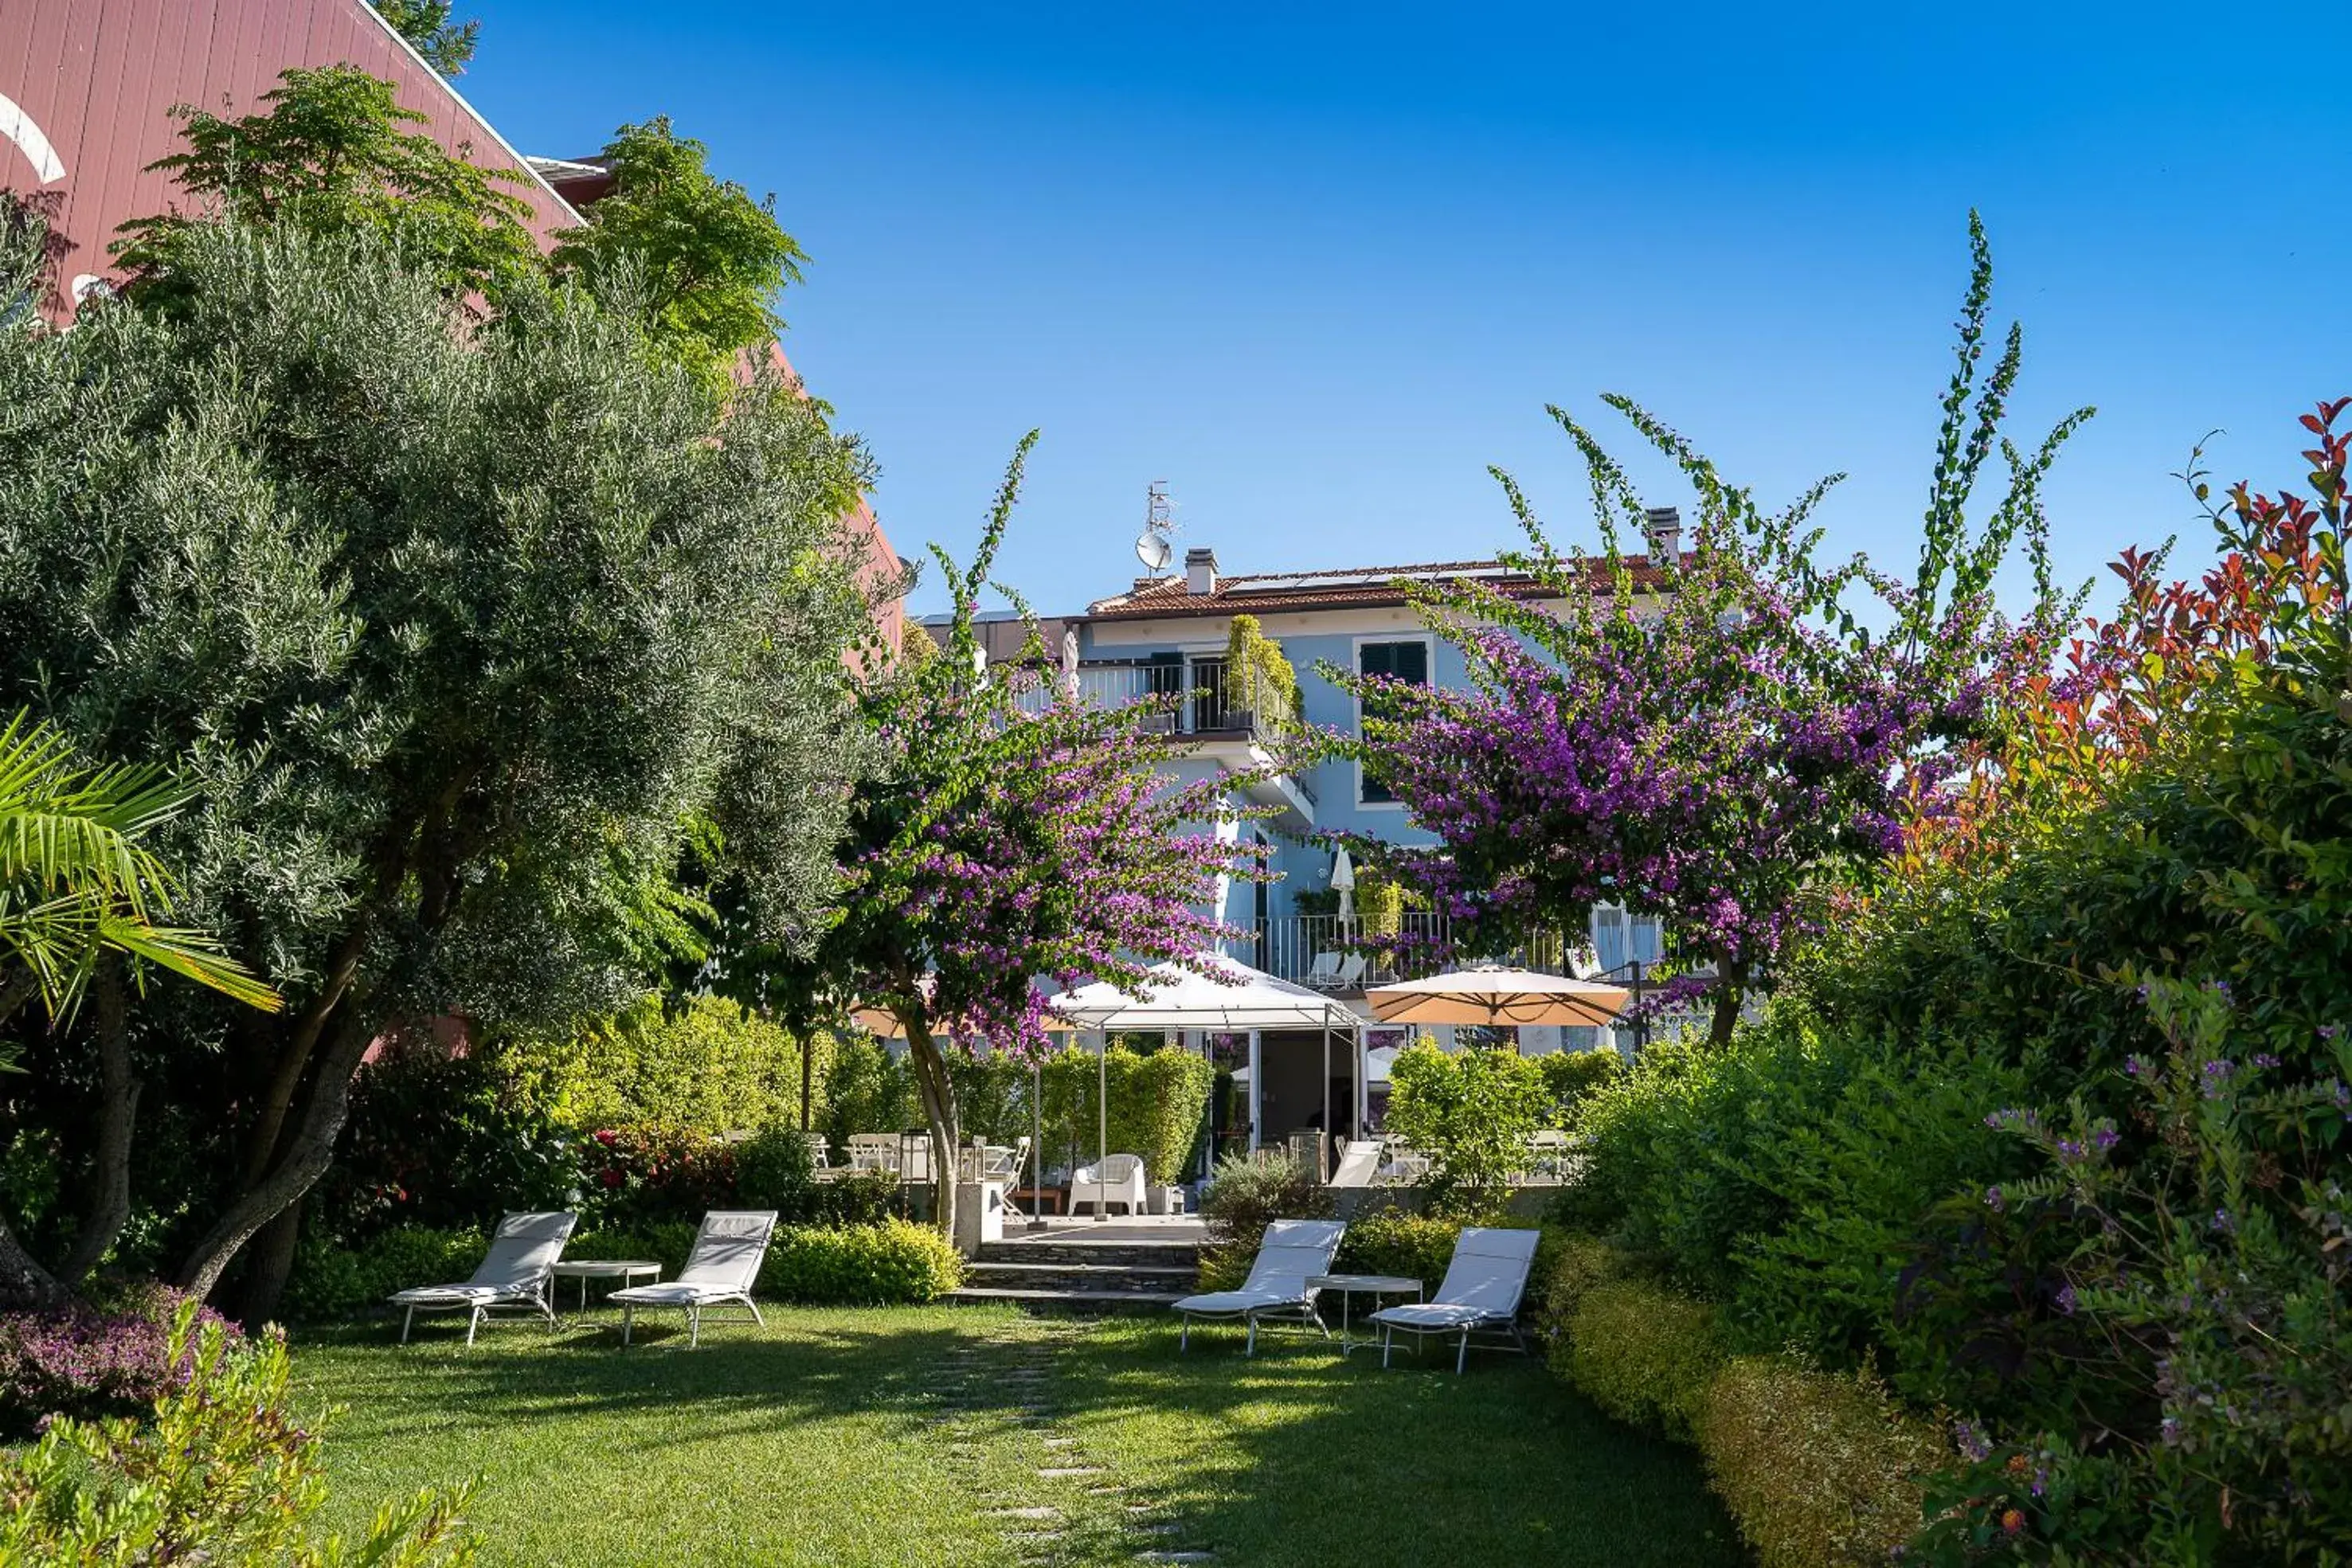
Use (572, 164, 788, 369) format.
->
(1134, 479, 1177, 573)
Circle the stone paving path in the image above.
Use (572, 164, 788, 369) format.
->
(916, 1318, 1215, 1566)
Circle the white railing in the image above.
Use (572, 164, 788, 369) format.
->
(1014, 659, 1297, 742)
(1243, 916, 1587, 989)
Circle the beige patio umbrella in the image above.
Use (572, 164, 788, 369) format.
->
(1364, 964, 1630, 1030)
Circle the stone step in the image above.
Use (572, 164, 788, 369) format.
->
(977, 1238, 1200, 1269)
(965, 1261, 1198, 1295)
(949, 1286, 1190, 1316)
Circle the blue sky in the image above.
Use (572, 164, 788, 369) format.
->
(458, 2, 2342, 620)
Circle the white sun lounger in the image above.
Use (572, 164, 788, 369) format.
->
(1368, 1226, 1540, 1373)
(610, 1210, 778, 1347)
(1328, 1140, 1383, 1188)
(388, 1210, 577, 1346)
(1170, 1218, 1345, 1355)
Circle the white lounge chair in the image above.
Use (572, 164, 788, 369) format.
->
(1368, 1226, 1540, 1373)
(1170, 1218, 1346, 1355)
(610, 1210, 777, 1347)
(1303, 951, 1343, 989)
(1333, 953, 1368, 990)
(846, 1133, 902, 1173)
(1070, 1152, 1147, 1215)
(1329, 1139, 1383, 1188)
(388, 1210, 576, 1346)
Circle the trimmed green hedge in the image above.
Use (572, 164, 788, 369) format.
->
(1565, 1277, 1724, 1440)
(761, 1221, 962, 1304)
(1696, 1355, 1949, 1568)
(284, 1219, 961, 1320)
(1537, 1233, 1955, 1565)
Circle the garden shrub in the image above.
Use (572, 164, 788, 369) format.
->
(0, 1304, 475, 1565)
(1564, 1277, 1723, 1440)
(494, 995, 826, 1140)
(1535, 1230, 1632, 1372)
(283, 1226, 488, 1323)
(1333, 1210, 1462, 1288)
(1694, 1355, 1952, 1568)
(1196, 1152, 1333, 1290)
(311, 1044, 589, 1245)
(820, 1037, 918, 1159)
(0, 1283, 236, 1437)
(1122, 1048, 1215, 1187)
(757, 1221, 962, 1304)
(1536, 1046, 1622, 1128)
(1383, 1042, 1547, 1213)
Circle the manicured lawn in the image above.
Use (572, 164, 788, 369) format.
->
(294, 1305, 1747, 1567)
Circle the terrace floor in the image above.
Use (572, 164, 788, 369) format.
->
(295, 1303, 1747, 1567)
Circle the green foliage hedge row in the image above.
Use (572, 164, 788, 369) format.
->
(284, 1219, 960, 1320)
(495, 995, 828, 1139)
(818, 1038, 1215, 1188)
(1539, 1234, 1952, 1566)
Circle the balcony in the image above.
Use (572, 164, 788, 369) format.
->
(1241, 915, 1583, 990)
(1019, 657, 1317, 823)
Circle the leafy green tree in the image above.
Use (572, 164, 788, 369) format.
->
(1383, 1040, 1548, 1214)
(371, 0, 480, 76)
(111, 66, 538, 308)
(550, 117, 812, 379)
(0, 207, 871, 1310)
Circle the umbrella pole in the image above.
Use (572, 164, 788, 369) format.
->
(1097, 1034, 1109, 1225)
(1321, 1019, 1332, 1182)
(1031, 1055, 1047, 1233)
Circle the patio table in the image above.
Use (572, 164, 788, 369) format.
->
(552, 1259, 660, 1316)
(1308, 1273, 1423, 1353)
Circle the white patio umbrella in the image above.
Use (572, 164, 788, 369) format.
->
(1330, 847, 1356, 925)
(1364, 964, 1630, 1030)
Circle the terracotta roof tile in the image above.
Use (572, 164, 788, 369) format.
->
(1083, 556, 1682, 620)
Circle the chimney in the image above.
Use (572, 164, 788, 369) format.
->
(1642, 506, 1683, 561)
(1184, 546, 1219, 596)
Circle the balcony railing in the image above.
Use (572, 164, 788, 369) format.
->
(1016, 659, 1313, 802)
(1243, 915, 1584, 989)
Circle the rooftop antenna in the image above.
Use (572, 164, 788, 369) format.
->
(1133, 480, 1177, 573)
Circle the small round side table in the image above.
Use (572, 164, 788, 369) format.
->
(552, 1259, 660, 1316)
(1307, 1273, 1423, 1353)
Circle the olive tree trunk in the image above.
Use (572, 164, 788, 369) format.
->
(898, 1012, 962, 1245)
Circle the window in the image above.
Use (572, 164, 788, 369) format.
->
(1356, 638, 1430, 804)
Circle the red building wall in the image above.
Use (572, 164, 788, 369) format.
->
(1, 0, 575, 317)
(2, 0, 902, 640)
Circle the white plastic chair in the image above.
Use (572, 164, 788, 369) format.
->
(1170, 1218, 1347, 1354)
(609, 1210, 778, 1347)
(1070, 1152, 1147, 1215)
(1328, 1139, 1383, 1188)
(846, 1134, 901, 1173)
(1368, 1226, 1541, 1373)
(804, 1131, 832, 1171)
(388, 1210, 577, 1346)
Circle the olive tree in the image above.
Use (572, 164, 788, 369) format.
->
(0, 209, 873, 1308)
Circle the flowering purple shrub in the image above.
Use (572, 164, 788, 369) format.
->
(775, 435, 1276, 1237)
(1328, 217, 2088, 1041)
(0, 1282, 237, 1436)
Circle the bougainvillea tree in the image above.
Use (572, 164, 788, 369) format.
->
(1329, 217, 2091, 1043)
(792, 436, 1272, 1236)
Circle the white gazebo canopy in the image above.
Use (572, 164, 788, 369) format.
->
(1049, 951, 1356, 1031)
